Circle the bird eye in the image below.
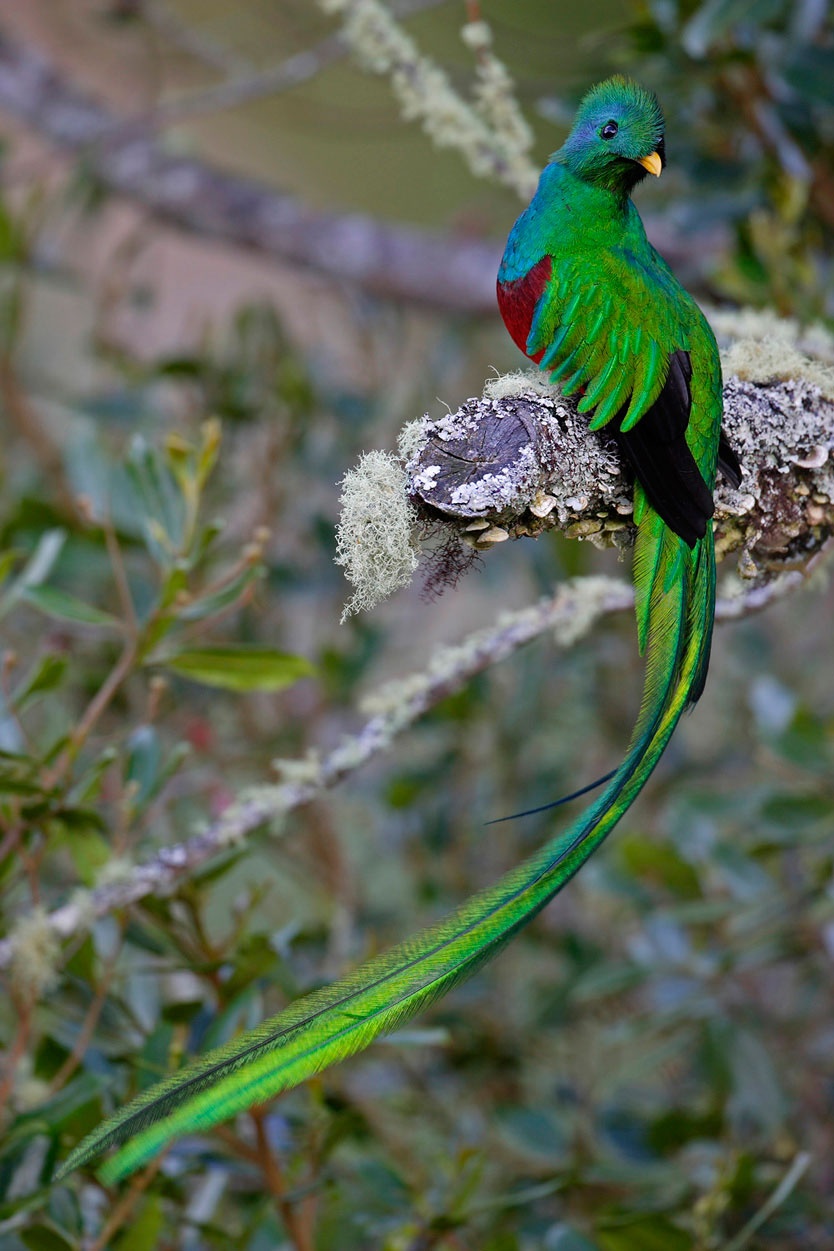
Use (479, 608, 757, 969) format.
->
(600, 121, 619, 140)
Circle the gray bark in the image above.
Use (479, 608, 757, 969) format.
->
(405, 374, 834, 580)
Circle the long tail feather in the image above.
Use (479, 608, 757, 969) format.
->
(485, 767, 618, 825)
(57, 515, 713, 1184)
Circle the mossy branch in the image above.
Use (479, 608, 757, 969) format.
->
(405, 370, 834, 571)
(336, 316, 834, 613)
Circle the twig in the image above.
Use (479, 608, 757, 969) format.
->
(252, 1108, 315, 1251)
(103, 510, 138, 633)
(48, 928, 125, 1093)
(137, 0, 252, 77)
(722, 1152, 812, 1251)
(87, 1153, 165, 1250)
(58, 634, 138, 774)
(128, 0, 449, 134)
(0, 997, 32, 1116)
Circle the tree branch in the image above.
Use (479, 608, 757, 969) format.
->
(0, 25, 498, 313)
(133, 0, 449, 133)
(404, 367, 834, 582)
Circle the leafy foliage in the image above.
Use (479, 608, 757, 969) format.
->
(614, 0, 834, 318)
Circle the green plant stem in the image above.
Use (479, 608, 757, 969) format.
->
(722, 1153, 812, 1251)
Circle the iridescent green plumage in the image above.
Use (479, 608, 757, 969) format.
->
(58, 77, 737, 1184)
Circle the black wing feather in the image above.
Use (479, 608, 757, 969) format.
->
(718, 428, 742, 487)
(613, 349, 714, 549)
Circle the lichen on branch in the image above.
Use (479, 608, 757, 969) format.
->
(335, 450, 420, 618)
(335, 316, 834, 614)
(316, 0, 537, 196)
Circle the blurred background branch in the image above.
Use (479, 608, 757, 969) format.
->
(0, 23, 501, 311)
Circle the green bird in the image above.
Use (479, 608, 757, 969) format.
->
(58, 76, 739, 1184)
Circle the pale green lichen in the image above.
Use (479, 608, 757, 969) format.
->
(360, 670, 432, 718)
(316, 0, 536, 196)
(708, 305, 834, 396)
(11, 1055, 50, 1112)
(272, 751, 323, 786)
(707, 306, 834, 363)
(551, 576, 626, 647)
(67, 887, 97, 933)
(211, 786, 288, 846)
(95, 855, 135, 889)
(9, 908, 60, 999)
(483, 369, 559, 402)
(397, 418, 429, 463)
(461, 20, 536, 195)
(323, 734, 377, 774)
(720, 337, 834, 400)
(336, 450, 420, 619)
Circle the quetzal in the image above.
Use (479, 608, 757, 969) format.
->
(59, 76, 739, 1183)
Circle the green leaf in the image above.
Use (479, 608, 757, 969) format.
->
(56, 822, 110, 884)
(20, 1221, 77, 1251)
(0, 529, 66, 618)
(125, 438, 184, 561)
(155, 645, 314, 692)
(495, 1106, 568, 1162)
(112, 1194, 163, 1251)
(760, 792, 832, 836)
(125, 725, 162, 808)
(195, 418, 222, 490)
(176, 563, 263, 623)
(67, 746, 118, 806)
(0, 547, 20, 590)
(21, 586, 120, 629)
(0, 199, 27, 264)
(619, 834, 701, 899)
(124, 727, 188, 816)
(783, 46, 834, 107)
(596, 1217, 693, 1251)
(11, 654, 68, 712)
(682, 0, 783, 58)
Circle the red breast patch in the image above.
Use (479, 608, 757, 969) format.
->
(496, 254, 552, 363)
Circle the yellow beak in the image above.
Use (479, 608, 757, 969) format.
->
(636, 151, 663, 178)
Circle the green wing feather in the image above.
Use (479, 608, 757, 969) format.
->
(57, 513, 712, 1183)
(527, 244, 693, 434)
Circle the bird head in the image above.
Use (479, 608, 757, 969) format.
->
(556, 76, 666, 195)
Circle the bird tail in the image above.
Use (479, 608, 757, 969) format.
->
(58, 505, 714, 1184)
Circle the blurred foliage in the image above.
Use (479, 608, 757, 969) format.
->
(0, 1, 832, 1249)
(610, 0, 834, 318)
